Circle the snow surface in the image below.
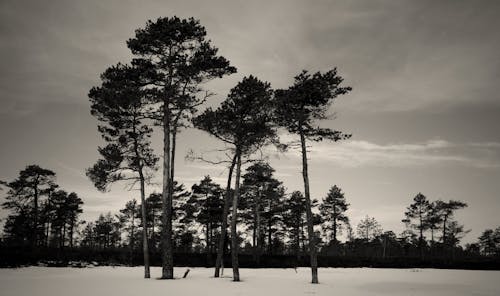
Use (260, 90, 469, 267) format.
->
(0, 267, 498, 296)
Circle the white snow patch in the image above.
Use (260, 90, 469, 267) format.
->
(0, 267, 498, 296)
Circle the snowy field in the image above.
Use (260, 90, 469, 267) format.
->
(0, 267, 498, 296)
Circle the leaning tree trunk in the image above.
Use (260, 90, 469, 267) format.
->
(161, 102, 174, 279)
(132, 116, 151, 278)
(214, 154, 237, 277)
(230, 153, 242, 282)
(299, 129, 319, 284)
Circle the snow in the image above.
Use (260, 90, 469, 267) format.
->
(0, 267, 498, 296)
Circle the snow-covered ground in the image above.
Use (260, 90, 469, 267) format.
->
(0, 267, 498, 296)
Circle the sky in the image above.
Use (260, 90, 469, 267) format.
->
(1, 0, 499, 244)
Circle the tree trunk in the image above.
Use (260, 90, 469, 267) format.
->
(132, 116, 151, 278)
(231, 153, 242, 282)
(442, 215, 448, 243)
(214, 153, 237, 277)
(206, 224, 210, 255)
(151, 213, 155, 251)
(33, 184, 39, 247)
(161, 101, 174, 279)
(419, 215, 424, 259)
(268, 217, 272, 254)
(382, 236, 387, 258)
(295, 223, 300, 260)
(256, 196, 262, 264)
(333, 218, 337, 243)
(69, 219, 74, 248)
(299, 129, 319, 284)
(139, 171, 151, 278)
(252, 201, 257, 261)
(61, 223, 66, 249)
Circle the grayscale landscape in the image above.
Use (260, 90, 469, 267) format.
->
(1, 0, 499, 295)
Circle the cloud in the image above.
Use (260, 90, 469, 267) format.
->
(274, 138, 500, 169)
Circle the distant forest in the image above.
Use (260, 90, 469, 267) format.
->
(1, 16, 499, 279)
(1, 163, 499, 269)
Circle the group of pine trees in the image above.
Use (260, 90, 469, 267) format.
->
(81, 16, 353, 283)
(1, 165, 83, 249)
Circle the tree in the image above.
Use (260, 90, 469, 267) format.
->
(435, 200, 467, 243)
(240, 162, 284, 261)
(357, 216, 382, 241)
(87, 63, 158, 278)
(170, 182, 192, 252)
(319, 185, 349, 243)
(378, 231, 397, 258)
(145, 193, 162, 250)
(403, 193, 430, 257)
(119, 199, 140, 253)
(425, 201, 442, 245)
(194, 76, 277, 281)
(1, 165, 56, 247)
(127, 16, 236, 279)
(189, 176, 224, 255)
(478, 228, 500, 256)
(283, 191, 320, 260)
(444, 221, 469, 248)
(283, 191, 307, 259)
(93, 213, 121, 249)
(49, 190, 70, 248)
(65, 192, 84, 248)
(274, 69, 351, 283)
(49, 191, 83, 249)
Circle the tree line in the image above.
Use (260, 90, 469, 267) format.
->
(2, 163, 499, 269)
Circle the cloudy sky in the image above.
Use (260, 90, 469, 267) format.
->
(1, 0, 499, 244)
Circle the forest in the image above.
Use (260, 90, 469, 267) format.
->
(1, 16, 499, 284)
(1, 163, 499, 271)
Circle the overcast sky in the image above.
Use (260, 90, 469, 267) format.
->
(1, 0, 499, 244)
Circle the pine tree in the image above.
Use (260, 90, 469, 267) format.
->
(357, 215, 382, 241)
(319, 185, 349, 243)
(127, 16, 236, 279)
(87, 63, 158, 278)
(1, 165, 56, 247)
(403, 193, 430, 258)
(194, 76, 277, 281)
(274, 69, 351, 283)
(435, 200, 467, 244)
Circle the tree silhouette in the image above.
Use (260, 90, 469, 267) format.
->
(357, 215, 382, 241)
(319, 185, 349, 244)
(194, 76, 277, 281)
(403, 193, 430, 258)
(274, 69, 351, 283)
(119, 199, 139, 256)
(1, 165, 56, 247)
(87, 63, 158, 278)
(65, 192, 84, 248)
(189, 176, 224, 255)
(127, 16, 236, 279)
(240, 162, 284, 261)
(435, 200, 467, 244)
(425, 201, 442, 245)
